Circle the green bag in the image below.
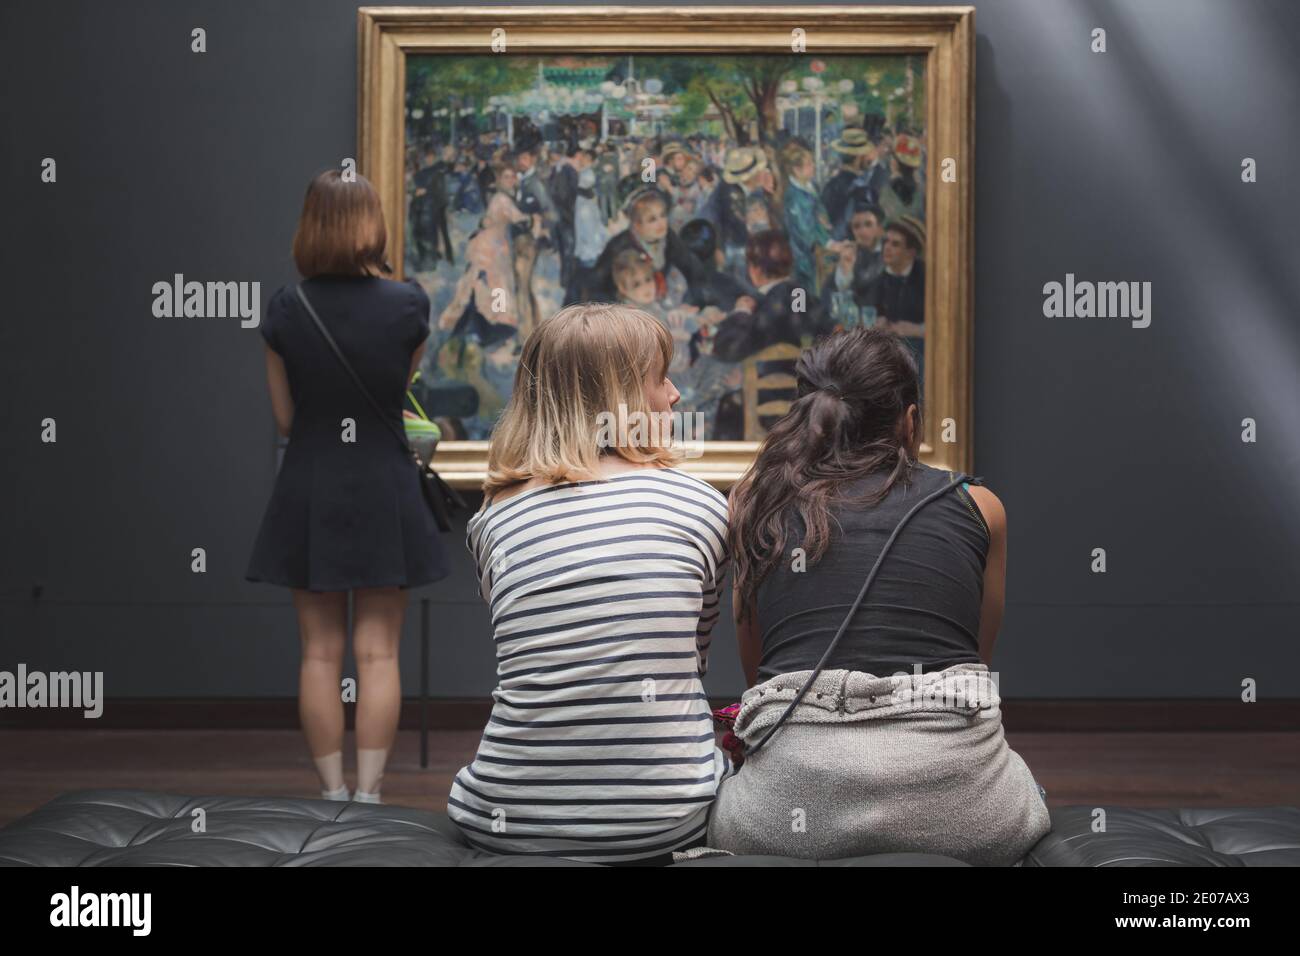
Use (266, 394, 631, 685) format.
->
(403, 372, 442, 460)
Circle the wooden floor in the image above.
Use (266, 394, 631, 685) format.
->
(2, 729, 1298, 827)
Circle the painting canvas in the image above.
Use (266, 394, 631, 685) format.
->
(358, 6, 974, 485)
(404, 53, 927, 443)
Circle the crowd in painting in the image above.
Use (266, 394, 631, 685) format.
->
(408, 122, 927, 438)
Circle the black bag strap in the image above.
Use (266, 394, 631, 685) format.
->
(295, 283, 417, 459)
(745, 469, 983, 756)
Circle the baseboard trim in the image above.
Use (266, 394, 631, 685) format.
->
(2, 698, 1296, 732)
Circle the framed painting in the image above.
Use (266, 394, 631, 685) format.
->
(358, 5, 975, 488)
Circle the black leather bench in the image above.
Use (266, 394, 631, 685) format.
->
(1, 789, 1297, 866)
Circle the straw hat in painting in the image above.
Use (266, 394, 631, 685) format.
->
(831, 127, 874, 156)
(721, 146, 769, 184)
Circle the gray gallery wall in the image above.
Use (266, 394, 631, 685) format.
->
(2, 0, 1297, 700)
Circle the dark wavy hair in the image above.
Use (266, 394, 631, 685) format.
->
(727, 326, 923, 620)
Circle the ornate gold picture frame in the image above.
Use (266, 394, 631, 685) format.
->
(358, 5, 975, 488)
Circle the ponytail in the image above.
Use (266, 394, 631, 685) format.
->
(728, 327, 922, 619)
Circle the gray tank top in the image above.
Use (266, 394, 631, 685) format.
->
(755, 462, 990, 680)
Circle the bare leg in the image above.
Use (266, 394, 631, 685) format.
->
(292, 589, 348, 793)
(352, 587, 407, 798)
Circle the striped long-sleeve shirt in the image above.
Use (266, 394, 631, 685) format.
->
(448, 467, 732, 862)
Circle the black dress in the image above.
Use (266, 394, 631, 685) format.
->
(246, 274, 450, 592)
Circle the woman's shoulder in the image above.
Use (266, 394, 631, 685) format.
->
(371, 276, 430, 308)
(913, 461, 979, 490)
(913, 463, 1001, 539)
(353, 277, 431, 336)
(478, 467, 728, 522)
(962, 483, 1003, 539)
(648, 467, 729, 512)
(258, 285, 297, 348)
(267, 283, 296, 310)
(303, 274, 427, 306)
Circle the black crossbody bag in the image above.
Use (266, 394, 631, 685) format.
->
(744, 470, 982, 756)
(295, 284, 466, 533)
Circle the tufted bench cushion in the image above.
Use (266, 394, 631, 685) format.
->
(1022, 805, 1300, 866)
(1, 789, 1297, 866)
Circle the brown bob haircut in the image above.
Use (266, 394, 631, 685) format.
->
(292, 169, 390, 278)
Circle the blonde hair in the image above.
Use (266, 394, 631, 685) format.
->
(483, 303, 683, 496)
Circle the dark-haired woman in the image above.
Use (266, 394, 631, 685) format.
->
(246, 169, 449, 804)
(708, 327, 1049, 865)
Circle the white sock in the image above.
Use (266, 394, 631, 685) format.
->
(313, 750, 345, 792)
(321, 784, 351, 801)
(352, 789, 382, 804)
(356, 747, 389, 798)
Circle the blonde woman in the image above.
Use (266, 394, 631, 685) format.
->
(449, 303, 732, 864)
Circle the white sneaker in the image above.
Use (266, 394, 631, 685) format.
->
(320, 785, 351, 801)
(352, 789, 382, 805)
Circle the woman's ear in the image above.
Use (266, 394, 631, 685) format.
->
(904, 403, 919, 449)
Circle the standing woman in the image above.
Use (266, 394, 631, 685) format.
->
(247, 169, 449, 803)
